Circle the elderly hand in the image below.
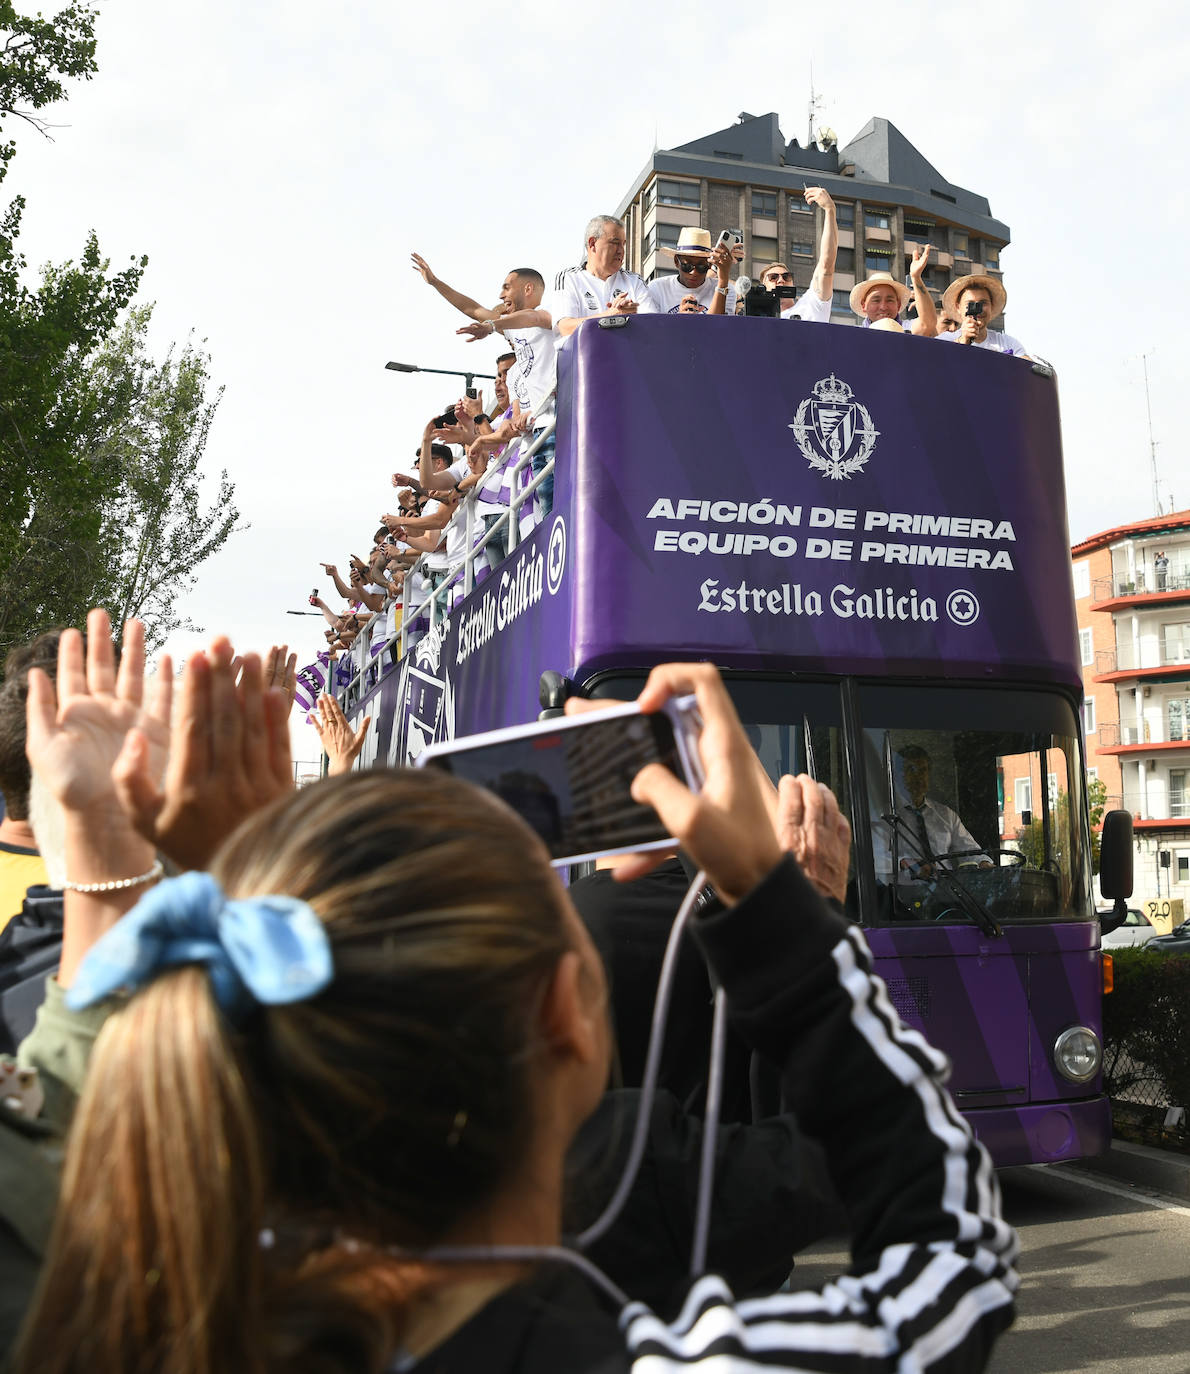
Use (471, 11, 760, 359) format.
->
(909, 241, 932, 281)
(113, 638, 293, 871)
(774, 775, 852, 905)
(607, 293, 639, 316)
(311, 693, 372, 777)
(410, 251, 438, 286)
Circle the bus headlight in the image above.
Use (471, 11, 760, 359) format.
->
(1053, 1026, 1102, 1084)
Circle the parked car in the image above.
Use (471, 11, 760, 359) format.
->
(1099, 907, 1156, 949)
(1145, 922, 1190, 956)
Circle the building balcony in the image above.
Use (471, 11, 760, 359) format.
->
(1091, 571, 1190, 609)
(1097, 736, 1190, 757)
(1121, 790, 1190, 825)
(1093, 646, 1190, 682)
(1097, 721, 1144, 747)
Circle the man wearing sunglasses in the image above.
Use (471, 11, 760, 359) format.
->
(651, 227, 737, 315)
(759, 185, 838, 322)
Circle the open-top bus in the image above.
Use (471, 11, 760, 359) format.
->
(347, 315, 1112, 1166)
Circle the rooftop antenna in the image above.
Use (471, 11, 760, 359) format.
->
(807, 63, 823, 146)
(1141, 351, 1161, 517)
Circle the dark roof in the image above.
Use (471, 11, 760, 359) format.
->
(619, 113, 1010, 241)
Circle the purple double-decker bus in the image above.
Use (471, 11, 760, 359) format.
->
(350, 316, 1110, 1167)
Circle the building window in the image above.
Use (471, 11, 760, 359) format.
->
(1163, 622, 1190, 664)
(751, 236, 778, 271)
(865, 208, 892, 231)
(865, 251, 893, 273)
(1083, 698, 1096, 735)
(789, 240, 813, 257)
(1178, 853, 1189, 883)
(904, 219, 932, 243)
(752, 191, 777, 217)
(657, 222, 683, 253)
(836, 246, 855, 273)
(986, 246, 1000, 267)
(832, 288, 852, 314)
(1073, 561, 1091, 599)
(657, 178, 700, 209)
(954, 232, 968, 256)
(1087, 767, 1099, 781)
(1172, 771, 1188, 820)
(642, 182, 655, 213)
(1169, 698, 1190, 742)
(969, 239, 982, 262)
(835, 201, 855, 228)
(789, 194, 811, 214)
(1015, 777, 1033, 814)
(1079, 628, 1094, 666)
(642, 228, 656, 259)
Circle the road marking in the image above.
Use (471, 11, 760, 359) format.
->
(1042, 1164, 1190, 1217)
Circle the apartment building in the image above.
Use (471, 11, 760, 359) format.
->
(1072, 510, 1190, 901)
(615, 111, 1011, 325)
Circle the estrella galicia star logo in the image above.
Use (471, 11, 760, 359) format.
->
(546, 515, 566, 596)
(946, 589, 980, 626)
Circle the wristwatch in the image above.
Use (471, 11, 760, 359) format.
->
(474, 412, 490, 426)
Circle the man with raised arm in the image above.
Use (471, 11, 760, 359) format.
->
(848, 243, 937, 335)
(547, 214, 657, 340)
(754, 186, 838, 322)
(650, 228, 736, 315)
(457, 272, 559, 516)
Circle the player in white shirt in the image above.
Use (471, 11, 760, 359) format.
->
(937, 273, 1031, 358)
(849, 244, 937, 335)
(754, 186, 839, 322)
(547, 215, 657, 341)
(650, 226, 737, 315)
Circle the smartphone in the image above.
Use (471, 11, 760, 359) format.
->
(715, 228, 742, 252)
(465, 387, 479, 400)
(417, 697, 704, 866)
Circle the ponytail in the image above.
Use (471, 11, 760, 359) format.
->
(15, 969, 265, 1374)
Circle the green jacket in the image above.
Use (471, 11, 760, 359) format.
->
(0, 980, 119, 1357)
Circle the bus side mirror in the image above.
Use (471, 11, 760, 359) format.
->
(1098, 810, 1134, 934)
(538, 669, 575, 719)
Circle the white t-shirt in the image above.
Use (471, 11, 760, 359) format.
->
(650, 273, 737, 316)
(938, 327, 1029, 357)
(546, 267, 658, 337)
(501, 324, 556, 424)
(781, 289, 831, 323)
(421, 499, 450, 572)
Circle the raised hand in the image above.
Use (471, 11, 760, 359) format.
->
(775, 775, 852, 904)
(456, 321, 491, 343)
(909, 241, 932, 281)
(264, 644, 298, 710)
(25, 610, 172, 818)
(112, 637, 293, 871)
(411, 251, 438, 286)
(311, 693, 372, 776)
(803, 185, 835, 213)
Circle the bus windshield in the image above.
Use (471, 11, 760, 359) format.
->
(592, 675, 1091, 929)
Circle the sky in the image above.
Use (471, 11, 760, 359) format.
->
(7, 0, 1189, 765)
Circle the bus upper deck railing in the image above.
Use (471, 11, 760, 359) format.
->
(336, 401, 557, 708)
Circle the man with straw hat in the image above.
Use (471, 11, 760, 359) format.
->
(652, 227, 737, 315)
(937, 273, 1029, 357)
(849, 243, 936, 335)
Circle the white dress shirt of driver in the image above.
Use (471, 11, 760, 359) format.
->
(871, 793, 991, 879)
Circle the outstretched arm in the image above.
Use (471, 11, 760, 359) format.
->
(906, 243, 938, 336)
(805, 187, 838, 302)
(411, 252, 499, 322)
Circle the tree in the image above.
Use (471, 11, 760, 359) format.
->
(0, 3, 239, 658)
(0, 304, 240, 655)
(1016, 776, 1110, 876)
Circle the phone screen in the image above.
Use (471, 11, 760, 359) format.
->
(422, 712, 684, 864)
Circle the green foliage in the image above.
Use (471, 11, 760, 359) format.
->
(1103, 947, 1190, 1110)
(0, 2, 97, 160)
(1016, 778, 1107, 874)
(0, 304, 240, 655)
(0, 3, 239, 661)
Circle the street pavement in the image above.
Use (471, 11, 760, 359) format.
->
(790, 1155, 1190, 1373)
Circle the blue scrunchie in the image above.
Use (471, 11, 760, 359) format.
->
(65, 871, 334, 1019)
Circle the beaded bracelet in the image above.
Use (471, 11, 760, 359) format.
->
(63, 859, 164, 894)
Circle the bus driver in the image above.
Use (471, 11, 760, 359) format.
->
(871, 743, 992, 880)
